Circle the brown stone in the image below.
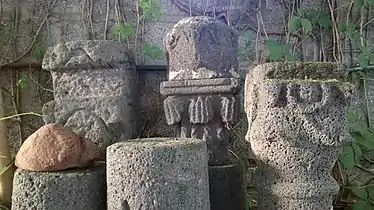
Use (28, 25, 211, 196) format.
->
(15, 123, 102, 172)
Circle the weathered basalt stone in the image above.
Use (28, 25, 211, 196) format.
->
(42, 96, 137, 149)
(42, 40, 137, 100)
(42, 40, 139, 149)
(106, 138, 210, 210)
(11, 163, 106, 210)
(161, 16, 246, 210)
(165, 16, 239, 81)
(244, 62, 354, 210)
(208, 163, 247, 210)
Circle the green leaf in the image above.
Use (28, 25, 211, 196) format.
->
(355, 0, 365, 8)
(339, 146, 356, 169)
(300, 18, 313, 34)
(353, 199, 371, 210)
(353, 130, 374, 149)
(289, 16, 301, 33)
(358, 53, 369, 69)
(244, 30, 253, 46)
(352, 187, 369, 199)
(18, 72, 28, 89)
(142, 43, 164, 60)
(352, 143, 363, 164)
(368, 187, 374, 200)
(347, 23, 358, 40)
(317, 11, 332, 29)
(112, 23, 135, 41)
(265, 40, 283, 61)
(338, 23, 347, 33)
(282, 43, 297, 61)
(366, 0, 374, 5)
(33, 43, 46, 60)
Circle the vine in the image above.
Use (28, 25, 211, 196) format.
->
(112, 0, 164, 61)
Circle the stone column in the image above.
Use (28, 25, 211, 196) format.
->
(244, 62, 354, 210)
(106, 137, 210, 210)
(12, 163, 106, 210)
(160, 16, 247, 210)
(42, 40, 139, 150)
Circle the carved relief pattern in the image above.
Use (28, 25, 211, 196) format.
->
(164, 94, 238, 165)
(246, 77, 353, 209)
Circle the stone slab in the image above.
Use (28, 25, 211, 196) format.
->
(42, 96, 138, 149)
(11, 163, 106, 210)
(106, 137, 210, 210)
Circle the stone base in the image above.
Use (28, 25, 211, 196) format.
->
(209, 162, 247, 210)
(11, 163, 106, 210)
(107, 138, 210, 210)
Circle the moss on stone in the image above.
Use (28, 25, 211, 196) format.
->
(263, 62, 347, 81)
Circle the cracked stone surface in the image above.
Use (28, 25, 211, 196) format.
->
(106, 138, 210, 210)
(244, 62, 354, 210)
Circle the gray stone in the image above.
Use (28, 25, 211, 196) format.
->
(208, 163, 247, 210)
(164, 16, 239, 80)
(11, 163, 106, 210)
(161, 78, 240, 165)
(42, 40, 137, 100)
(244, 62, 354, 210)
(42, 96, 138, 149)
(42, 40, 134, 71)
(106, 137, 210, 210)
(50, 67, 137, 100)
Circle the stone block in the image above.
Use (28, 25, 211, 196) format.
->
(42, 96, 138, 149)
(42, 40, 137, 100)
(11, 163, 106, 210)
(244, 62, 354, 210)
(165, 16, 239, 80)
(106, 138, 210, 210)
(209, 163, 247, 210)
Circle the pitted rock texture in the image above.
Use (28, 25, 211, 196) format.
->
(165, 16, 239, 80)
(244, 62, 353, 210)
(209, 163, 247, 210)
(42, 40, 134, 71)
(106, 138, 210, 210)
(15, 123, 102, 172)
(51, 66, 137, 100)
(11, 163, 106, 210)
(42, 96, 138, 150)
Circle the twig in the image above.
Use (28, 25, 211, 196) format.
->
(104, 0, 110, 40)
(0, 6, 55, 68)
(0, 112, 43, 121)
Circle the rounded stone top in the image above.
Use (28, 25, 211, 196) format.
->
(165, 16, 239, 81)
(42, 40, 134, 71)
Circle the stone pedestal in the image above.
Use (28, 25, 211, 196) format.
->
(244, 62, 354, 210)
(161, 16, 246, 210)
(209, 162, 247, 210)
(42, 40, 139, 149)
(106, 138, 210, 210)
(11, 163, 106, 210)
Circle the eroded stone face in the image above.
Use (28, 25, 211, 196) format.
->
(244, 62, 353, 210)
(165, 16, 239, 80)
(42, 40, 134, 71)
